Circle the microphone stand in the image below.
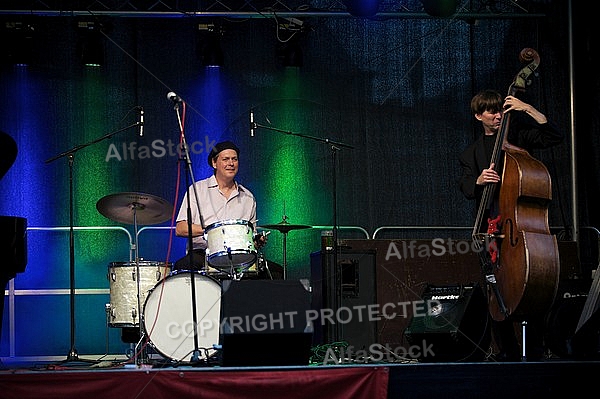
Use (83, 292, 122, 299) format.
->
(251, 121, 353, 342)
(45, 121, 142, 364)
(170, 100, 205, 364)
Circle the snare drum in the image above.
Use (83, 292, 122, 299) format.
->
(107, 260, 171, 327)
(205, 255, 260, 280)
(205, 219, 257, 271)
(143, 272, 221, 362)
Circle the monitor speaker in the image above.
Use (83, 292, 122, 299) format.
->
(219, 279, 313, 366)
(404, 283, 490, 362)
(310, 249, 377, 350)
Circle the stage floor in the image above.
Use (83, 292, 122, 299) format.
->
(3, 238, 599, 398)
(1, 354, 599, 399)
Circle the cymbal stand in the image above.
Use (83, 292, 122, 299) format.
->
(45, 119, 141, 364)
(258, 252, 273, 280)
(274, 212, 290, 280)
(171, 98, 204, 363)
(130, 205, 147, 366)
(328, 146, 342, 342)
(282, 226, 289, 280)
(251, 117, 353, 341)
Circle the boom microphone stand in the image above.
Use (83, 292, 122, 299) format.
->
(251, 118, 353, 342)
(45, 119, 142, 363)
(168, 94, 205, 363)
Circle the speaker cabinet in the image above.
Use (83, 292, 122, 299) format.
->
(310, 249, 377, 350)
(404, 283, 490, 362)
(219, 279, 313, 366)
(547, 276, 600, 360)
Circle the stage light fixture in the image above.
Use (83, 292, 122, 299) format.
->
(344, 0, 382, 17)
(278, 17, 304, 31)
(201, 40, 224, 67)
(77, 21, 104, 67)
(280, 42, 303, 68)
(2, 21, 35, 66)
(422, 0, 458, 18)
(276, 18, 304, 68)
(198, 23, 224, 68)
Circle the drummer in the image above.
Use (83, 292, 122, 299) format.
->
(174, 140, 267, 271)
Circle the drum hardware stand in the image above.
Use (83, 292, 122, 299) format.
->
(45, 116, 141, 364)
(130, 206, 149, 366)
(224, 248, 245, 281)
(258, 252, 273, 280)
(280, 220, 291, 279)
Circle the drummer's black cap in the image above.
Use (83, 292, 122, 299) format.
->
(208, 140, 240, 167)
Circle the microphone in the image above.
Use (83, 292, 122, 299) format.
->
(138, 106, 144, 137)
(167, 91, 183, 103)
(250, 109, 255, 137)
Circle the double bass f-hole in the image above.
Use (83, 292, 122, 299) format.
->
(504, 219, 519, 247)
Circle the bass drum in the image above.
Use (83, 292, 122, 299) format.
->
(143, 271, 221, 362)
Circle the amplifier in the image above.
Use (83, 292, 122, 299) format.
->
(404, 283, 490, 362)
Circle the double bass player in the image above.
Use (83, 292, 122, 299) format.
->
(459, 89, 563, 361)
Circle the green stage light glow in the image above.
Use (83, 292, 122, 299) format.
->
(259, 69, 324, 279)
(76, 71, 131, 274)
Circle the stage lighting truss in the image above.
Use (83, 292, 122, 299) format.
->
(0, 1, 544, 19)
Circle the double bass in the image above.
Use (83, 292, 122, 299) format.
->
(472, 48, 560, 322)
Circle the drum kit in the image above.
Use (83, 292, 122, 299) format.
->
(96, 191, 313, 365)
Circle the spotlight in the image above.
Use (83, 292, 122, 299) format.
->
(344, 0, 381, 17)
(279, 42, 303, 68)
(276, 18, 305, 67)
(198, 23, 224, 67)
(278, 17, 304, 31)
(77, 21, 104, 67)
(2, 21, 35, 66)
(422, 0, 458, 18)
(200, 40, 223, 67)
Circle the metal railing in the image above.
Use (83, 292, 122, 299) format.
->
(4, 226, 132, 357)
(372, 225, 472, 239)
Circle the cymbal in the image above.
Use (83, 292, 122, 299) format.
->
(259, 221, 312, 233)
(96, 192, 172, 225)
